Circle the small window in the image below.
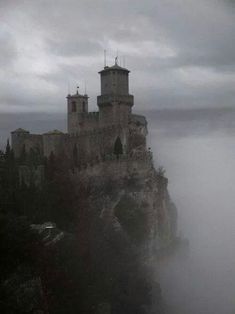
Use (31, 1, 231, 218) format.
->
(82, 101, 86, 112)
(72, 101, 76, 112)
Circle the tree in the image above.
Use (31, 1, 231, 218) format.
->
(5, 139, 11, 159)
(19, 144, 27, 164)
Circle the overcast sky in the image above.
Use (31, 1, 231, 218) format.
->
(1, 4, 235, 312)
(0, 0, 235, 114)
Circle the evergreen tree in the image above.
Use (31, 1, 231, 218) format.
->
(0, 140, 18, 213)
(5, 139, 11, 159)
(19, 144, 27, 164)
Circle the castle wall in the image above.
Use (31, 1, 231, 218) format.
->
(26, 135, 43, 154)
(71, 152, 153, 184)
(99, 103, 131, 126)
(11, 132, 43, 158)
(12, 114, 147, 165)
(43, 133, 68, 158)
(80, 112, 99, 131)
(59, 120, 149, 171)
(65, 125, 129, 165)
(68, 112, 99, 134)
(68, 112, 80, 134)
(11, 132, 29, 158)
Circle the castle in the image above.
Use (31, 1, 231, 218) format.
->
(11, 60, 149, 167)
(10, 60, 176, 250)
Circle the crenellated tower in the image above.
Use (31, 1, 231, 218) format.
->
(97, 61, 134, 126)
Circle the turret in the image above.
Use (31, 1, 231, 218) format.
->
(11, 128, 30, 158)
(67, 88, 89, 134)
(97, 60, 134, 126)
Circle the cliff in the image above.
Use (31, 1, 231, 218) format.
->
(0, 140, 178, 314)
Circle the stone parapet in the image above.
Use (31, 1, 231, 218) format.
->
(97, 94, 134, 106)
(70, 151, 153, 181)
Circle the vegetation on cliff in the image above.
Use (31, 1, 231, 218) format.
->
(0, 142, 177, 313)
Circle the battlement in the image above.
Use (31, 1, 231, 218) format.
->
(87, 111, 99, 119)
(77, 111, 99, 119)
(68, 123, 122, 138)
(97, 94, 134, 106)
(11, 129, 43, 157)
(131, 114, 147, 126)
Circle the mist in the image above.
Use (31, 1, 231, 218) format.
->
(149, 110, 235, 314)
(1, 107, 235, 313)
(1, 0, 235, 312)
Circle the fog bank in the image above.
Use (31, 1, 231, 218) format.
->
(1, 108, 235, 313)
(150, 121, 235, 313)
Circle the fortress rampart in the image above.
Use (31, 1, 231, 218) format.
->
(70, 150, 153, 184)
(11, 62, 149, 172)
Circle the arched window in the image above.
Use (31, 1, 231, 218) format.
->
(72, 101, 76, 112)
(82, 101, 86, 112)
(114, 136, 123, 159)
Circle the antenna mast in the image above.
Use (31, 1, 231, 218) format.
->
(104, 49, 107, 67)
(84, 80, 87, 95)
(68, 80, 71, 95)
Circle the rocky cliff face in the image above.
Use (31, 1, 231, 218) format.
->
(0, 146, 178, 314)
(71, 154, 177, 256)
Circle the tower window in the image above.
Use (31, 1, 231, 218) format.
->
(114, 136, 123, 159)
(82, 101, 86, 112)
(72, 101, 76, 112)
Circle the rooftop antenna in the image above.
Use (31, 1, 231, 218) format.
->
(115, 49, 119, 66)
(104, 49, 107, 67)
(84, 80, 87, 95)
(67, 80, 71, 95)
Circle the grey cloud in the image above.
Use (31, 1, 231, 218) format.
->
(0, 0, 234, 113)
(48, 39, 103, 57)
(0, 31, 17, 67)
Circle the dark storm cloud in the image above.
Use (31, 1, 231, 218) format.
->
(0, 0, 234, 113)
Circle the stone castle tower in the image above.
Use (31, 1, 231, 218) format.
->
(10, 61, 177, 255)
(11, 60, 148, 167)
